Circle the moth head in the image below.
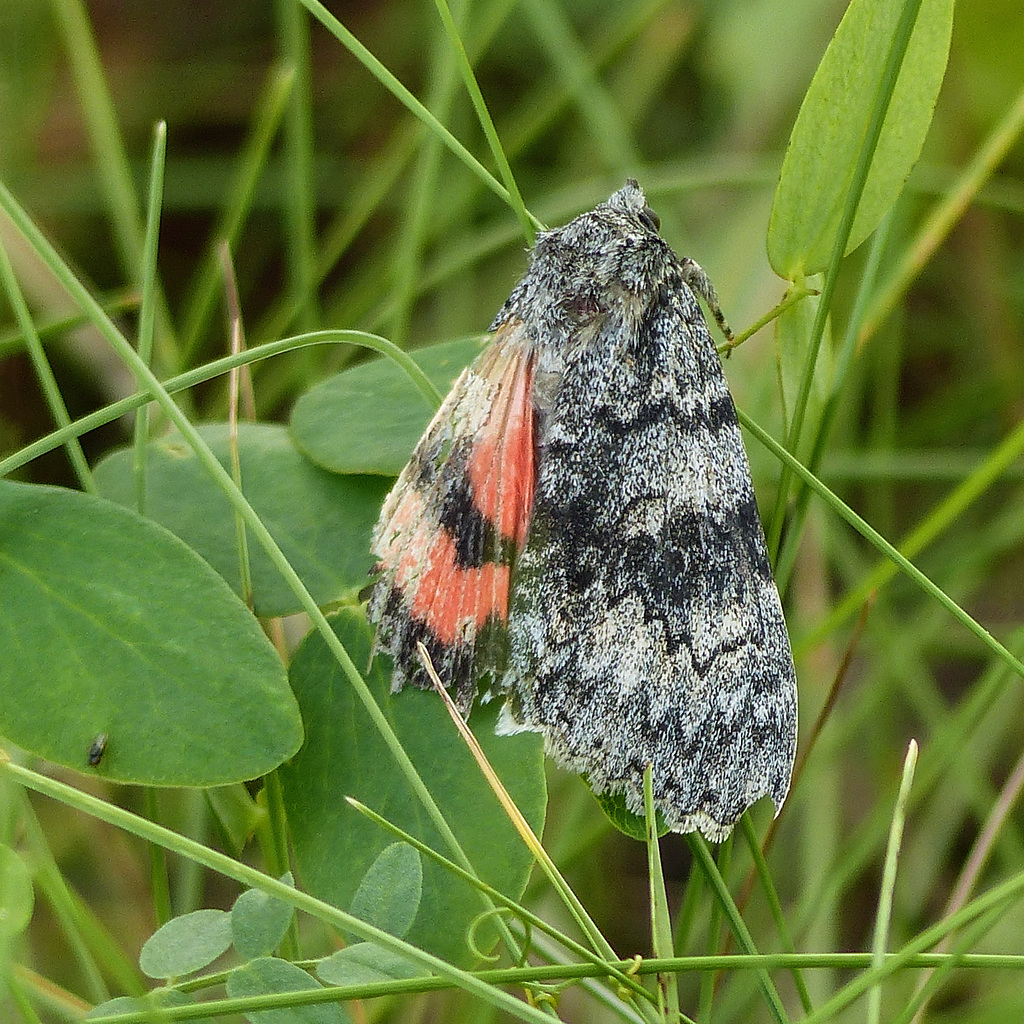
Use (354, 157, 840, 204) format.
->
(508, 180, 675, 337)
(608, 178, 660, 233)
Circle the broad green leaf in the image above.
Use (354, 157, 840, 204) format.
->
(0, 845, 33, 938)
(139, 909, 232, 978)
(232, 873, 296, 961)
(290, 336, 483, 476)
(316, 943, 427, 987)
(94, 423, 389, 617)
(225, 956, 349, 1024)
(348, 843, 421, 940)
(767, 0, 954, 277)
(0, 480, 301, 786)
(279, 608, 546, 967)
(775, 279, 832, 438)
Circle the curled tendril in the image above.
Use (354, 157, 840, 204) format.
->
(526, 986, 561, 1011)
(466, 905, 517, 963)
(617, 954, 644, 999)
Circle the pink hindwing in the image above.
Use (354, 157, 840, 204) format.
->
(369, 320, 536, 709)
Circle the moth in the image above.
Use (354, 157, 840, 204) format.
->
(369, 180, 797, 840)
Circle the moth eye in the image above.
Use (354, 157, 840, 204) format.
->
(639, 206, 660, 232)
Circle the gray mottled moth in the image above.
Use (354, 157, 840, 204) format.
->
(369, 180, 797, 840)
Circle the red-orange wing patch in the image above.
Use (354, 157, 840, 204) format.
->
(368, 321, 537, 710)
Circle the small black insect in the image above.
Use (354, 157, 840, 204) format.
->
(87, 733, 108, 767)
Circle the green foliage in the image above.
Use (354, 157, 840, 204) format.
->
(139, 909, 233, 979)
(94, 423, 389, 616)
(232, 874, 297, 961)
(0, 846, 33, 942)
(2, 0, 1024, 1022)
(316, 943, 427, 987)
(767, 0, 955, 277)
(280, 608, 545, 968)
(86, 990, 208, 1023)
(592, 787, 669, 842)
(0, 843, 32, 1004)
(0, 480, 302, 785)
(774, 277, 832, 438)
(348, 844, 423, 942)
(291, 336, 484, 475)
(225, 957, 350, 1024)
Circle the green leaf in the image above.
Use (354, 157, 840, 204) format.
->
(349, 843, 421, 940)
(225, 956, 349, 1024)
(0, 480, 301, 786)
(139, 908, 232, 979)
(87, 990, 210, 1023)
(767, 0, 954, 277)
(0, 844, 33, 938)
(94, 423, 389, 617)
(593, 788, 669, 842)
(290, 337, 484, 476)
(232, 873, 296, 961)
(279, 608, 546, 967)
(316, 943, 427, 987)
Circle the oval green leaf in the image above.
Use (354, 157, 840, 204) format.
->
(290, 336, 484, 476)
(349, 843, 421, 941)
(767, 0, 954, 278)
(0, 480, 302, 785)
(279, 608, 546, 968)
(225, 956, 349, 1024)
(139, 909, 233, 979)
(94, 423, 389, 618)
(316, 943, 427, 987)
(232, 873, 296, 961)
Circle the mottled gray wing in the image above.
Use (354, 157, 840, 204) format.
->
(504, 276, 797, 840)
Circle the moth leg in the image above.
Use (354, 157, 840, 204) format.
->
(679, 256, 733, 343)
